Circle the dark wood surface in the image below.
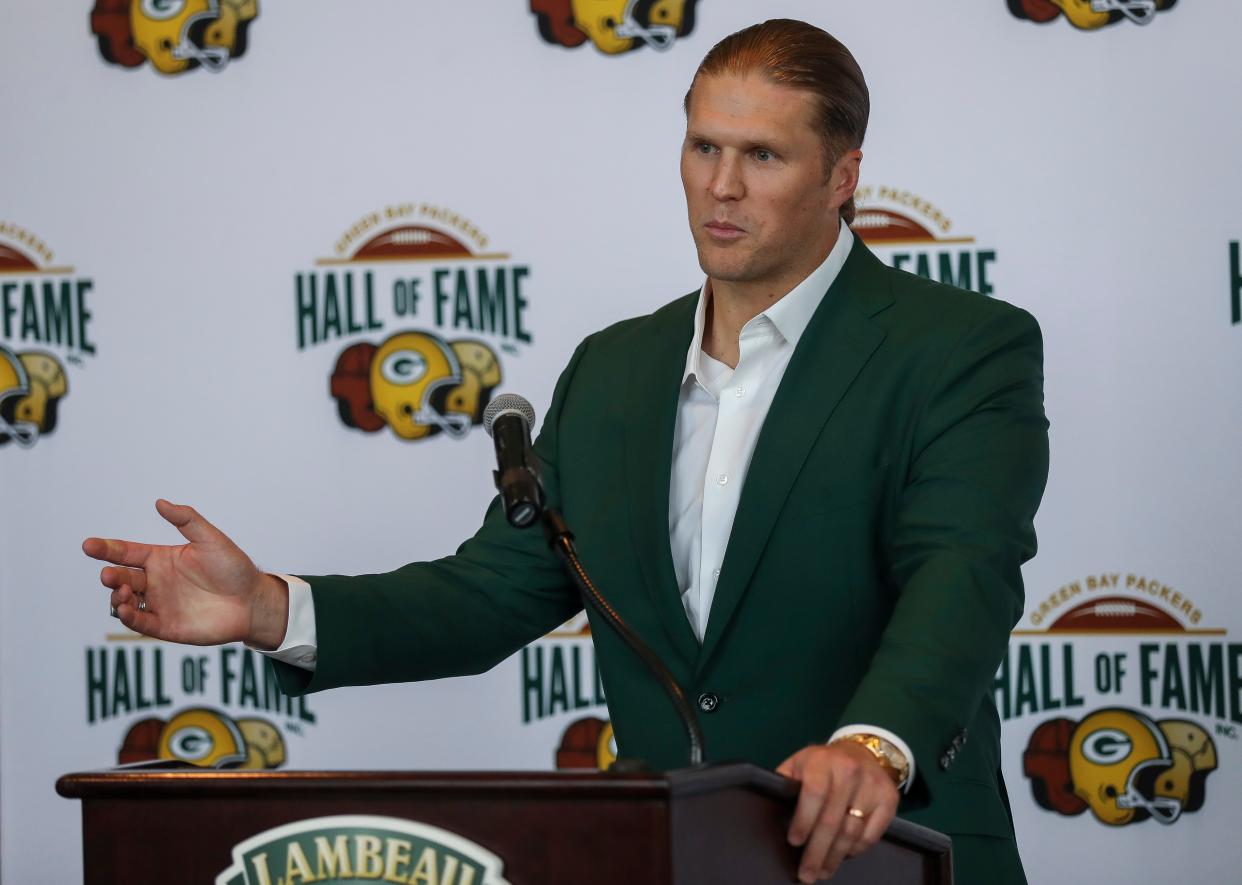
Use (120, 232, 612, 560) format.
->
(57, 763, 952, 885)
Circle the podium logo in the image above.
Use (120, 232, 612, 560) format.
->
(850, 186, 998, 297)
(217, 816, 512, 885)
(91, 0, 259, 75)
(1, 223, 97, 448)
(998, 572, 1239, 828)
(1006, 0, 1178, 29)
(531, 0, 700, 55)
(295, 204, 534, 443)
(1023, 708, 1217, 826)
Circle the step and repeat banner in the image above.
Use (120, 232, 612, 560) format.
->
(2, 1, 1239, 882)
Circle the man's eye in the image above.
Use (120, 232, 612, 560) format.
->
(754, 149, 773, 162)
(695, 143, 715, 154)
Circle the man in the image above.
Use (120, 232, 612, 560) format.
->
(85, 19, 1047, 885)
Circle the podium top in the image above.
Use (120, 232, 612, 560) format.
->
(57, 760, 949, 856)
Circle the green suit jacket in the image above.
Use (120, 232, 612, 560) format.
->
(277, 239, 1048, 884)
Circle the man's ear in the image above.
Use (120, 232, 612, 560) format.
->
(831, 149, 863, 210)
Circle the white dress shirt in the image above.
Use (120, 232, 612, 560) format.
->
(264, 219, 913, 787)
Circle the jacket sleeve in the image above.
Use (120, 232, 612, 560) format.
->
(836, 304, 1049, 801)
(272, 338, 593, 696)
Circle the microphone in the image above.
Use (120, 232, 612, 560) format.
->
(482, 394, 545, 528)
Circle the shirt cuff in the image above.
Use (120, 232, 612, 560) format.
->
(829, 724, 916, 794)
(248, 574, 318, 671)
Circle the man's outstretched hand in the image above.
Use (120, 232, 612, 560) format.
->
(83, 499, 288, 650)
(777, 741, 900, 882)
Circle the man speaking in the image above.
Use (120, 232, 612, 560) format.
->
(85, 19, 1047, 885)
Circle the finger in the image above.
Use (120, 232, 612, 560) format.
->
(113, 584, 161, 639)
(786, 764, 826, 848)
(101, 566, 148, 594)
(800, 769, 860, 881)
(818, 811, 866, 879)
(82, 537, 153, 568)
(856, 801, 896, 855)
(156, 499, 225, 546)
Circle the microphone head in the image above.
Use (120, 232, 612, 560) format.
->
(483, 393, 537, 438)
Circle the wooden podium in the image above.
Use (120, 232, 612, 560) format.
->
(57, 762, 952, 884)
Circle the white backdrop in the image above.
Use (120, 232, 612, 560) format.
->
(2, 1, 1239, 881)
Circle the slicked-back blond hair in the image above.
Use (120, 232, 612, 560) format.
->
(684, 19, 870, 223)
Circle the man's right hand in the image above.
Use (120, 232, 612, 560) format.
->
(82, 499, 289, 650)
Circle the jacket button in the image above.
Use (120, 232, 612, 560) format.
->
(697, 692, 720, 713)
(939, 754, 952, 770)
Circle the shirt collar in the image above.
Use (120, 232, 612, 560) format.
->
(682, 218, 854, 385)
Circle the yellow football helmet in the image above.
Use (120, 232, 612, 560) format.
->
(130, 0, 254, 74)
(1051, 0, 1161, 29)
(570, 0, 680, 54)
(157, 708, 248, 768)
(1069, 708, 1181, 825)
(12, 351, 68, 433)
(369, 331, 471, 440)
(0, 345, 38, 447)
(237, 717, 287, 770)
(1156, 719, 1218, 814)
(445, 340, 503, 425)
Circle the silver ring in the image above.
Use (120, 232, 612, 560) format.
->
(137, 598, 148, 613)
(109, 605, 119, 619)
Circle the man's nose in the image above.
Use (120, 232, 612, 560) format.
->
(708, 154, 744, 201)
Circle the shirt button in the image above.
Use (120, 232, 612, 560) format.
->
(712, 568, 721, 580)
(735, 386, 745, 398)
(717, 473, 728, 486)
(697, 692, 720, 713)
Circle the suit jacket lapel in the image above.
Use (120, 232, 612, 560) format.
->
(623, 295, 701, 668)
(696, 241, 894, 672)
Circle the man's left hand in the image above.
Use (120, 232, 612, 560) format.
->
(776, 741, 900, 882)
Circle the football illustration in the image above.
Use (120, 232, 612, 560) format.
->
(1047, 596, 1183, 632)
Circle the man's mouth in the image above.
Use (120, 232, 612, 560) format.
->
(705, 220, 745, 241)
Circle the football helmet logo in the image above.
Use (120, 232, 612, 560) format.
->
(119, 708, 287, 769)
(370, 331, 471, 441)
(1008, 0, 1177, 28)
(157, 707, 249, 768)
(1070, 708, 1182, 825)
(92, 0, 258, 74)
(532, 0, 698, 54)
(1026, 708, 1220, 826)
(0, 348, 69, 447)
(329, 332, 502, 442)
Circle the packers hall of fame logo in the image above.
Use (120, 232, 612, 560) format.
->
(295, 204, 534, 443)
(1007, 0, 1178, 29)
(0, 223, 96, 449)
(999, 572, 1239, 827)
(850, 186, 999, 298)
(91, 0, 259, 76)
(530, 0, 699, 55)
(86, 625, 318, 769)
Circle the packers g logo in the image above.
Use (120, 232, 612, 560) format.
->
(119, 707, 287, 769)
(330, 331, 502, 442)
(0, 346, 69, 448)
(531, 0, 699, 55)
(1024, 707, 1218, 826)
(90, 0, 259, 75)
(1007, 0, 1177, 29)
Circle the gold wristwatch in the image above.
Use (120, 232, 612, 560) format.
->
(835, 733, 910, 788)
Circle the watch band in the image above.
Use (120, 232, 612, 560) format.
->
(834, 732, 911, 788)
